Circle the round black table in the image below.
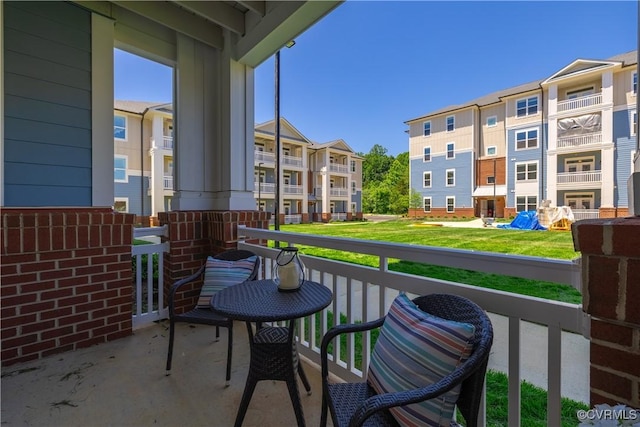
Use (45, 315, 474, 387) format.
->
(211, 280, 332, 427)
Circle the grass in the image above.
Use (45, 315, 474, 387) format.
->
(279, 219, 582, 303)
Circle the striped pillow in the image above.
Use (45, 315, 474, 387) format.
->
(367, 293, 476, 427)
(196, 255, 257, 308)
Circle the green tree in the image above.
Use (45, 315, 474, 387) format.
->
(409, 188, 423, 218)
(383, 152, 409, 214)
(361, 144, 394, 184)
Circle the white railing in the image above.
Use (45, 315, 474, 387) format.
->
(282, 155, 303, 167)
(330, 188, 349, 197)
(314, 187, 323, 198)
(255, 151, 275, 163)
(163, 136, 173, 150)
(557, 170, 602, 184)
(329, 163, 349, 174)
(557, 93, 602, 112)
(163, 176, 173, 190)
(237, 226, 585, 427)
(572, 209, 600, 220)
(254, 182, 275, 194)
(557, 132, 602, 149)
(284, 214, 302, 224)
(331, 212, 347, 221)
(283, 184, 303, 195)
(132, 226, 169, 329)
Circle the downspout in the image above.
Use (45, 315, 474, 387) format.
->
(539, 85, 545, 203)
(141, 108, 150, 220)
(476, 105, 481, 217)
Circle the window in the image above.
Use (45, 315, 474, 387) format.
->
(446, 169, 455, 186)
(516, 129, 538, 150)
(487, 176, 495, 184)
(634, 72, 638, 94)
(633, 111, 637, 136)
(350, 160, 356, 173)
(114, 198, 128, 213)
(423, 197, 432, 213)
(516, 162, 537, 181)
(114, 115, 127, 140)
(446, 142, 455, 159)
(516, 196, 537, 212)
(423, 121, 431, 136)
(566, 87, 594, 99)
(516, 96, 538, 117)
(486, 146, 497, 156)
(351, 203, 357, 214)
(446, 197, 455, 213)
(487, 116, 497, 127)
(423, 147, 431, 162)
(351, 181, 357, 194)
(446, 116, 455, 132)
(114, 156, 127, 182)
(423, 171, 432, 188)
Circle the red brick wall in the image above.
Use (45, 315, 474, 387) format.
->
(1, 208, 135, 366)
(158, 210, 269, 315)
(572, 217, 640, 408)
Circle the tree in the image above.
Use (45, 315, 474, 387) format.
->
(409, 188, 423, 218)
(361, 144, 394, 184)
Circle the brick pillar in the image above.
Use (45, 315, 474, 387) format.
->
(1, 208, 135, 366)
(158, 210, 269, 314)
(572, 217, 640, 408)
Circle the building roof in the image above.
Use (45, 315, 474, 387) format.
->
(114, 100, 172, 114)
(405, 50, 637, 124)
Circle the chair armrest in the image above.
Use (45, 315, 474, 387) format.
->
(168, 264, 206, 315)
(320, 317, 385, 380)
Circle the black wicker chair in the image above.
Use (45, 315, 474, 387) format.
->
(165, 249, 260, 384)
(320, 293, 494, 427)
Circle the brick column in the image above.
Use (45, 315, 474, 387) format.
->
(158, 210, 269, 314)
(1, 208, 135, 366)
(572, 217, 640, 408)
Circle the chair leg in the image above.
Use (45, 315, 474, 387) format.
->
(225, 324, 232, 386)
(166, 319, 175, 374)
(216, 325, 220, 342)
(297, 362, 311, 395)
(320, 394, 328, 427)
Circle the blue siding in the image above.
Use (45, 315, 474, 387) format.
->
(613, 110, 637, 207)
(411, 151, 473, 209)
(351, 191, 362, 212)
(115, 176, 151, 216)
(506, 126, 544, 207)
(3, 1, 92, 207)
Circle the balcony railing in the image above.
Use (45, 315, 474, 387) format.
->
(331, 212, 347, 221)
(237, 226, 585, 427)
(255, 151, 275, 163)
(284, 214, 302, 224)
(282, 154, 303, 167)
(557, 93, 602, 113)
(557, 170, 602, 185)
(572, 209, 600, 220)
(329, 163, 349, 174)
(557, 131, 602, 149)
(162, 136, 173, 150)
(254, 182, 275, 194)
(283, 184, 303, 195)
(163, 176, 173, 190)
(329, 187, 349, 197)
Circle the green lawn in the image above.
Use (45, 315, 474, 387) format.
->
(279, 219, 582, 303)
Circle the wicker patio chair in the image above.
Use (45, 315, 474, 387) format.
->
(320, 293, 494, 427)
(165, 249, 260, 384)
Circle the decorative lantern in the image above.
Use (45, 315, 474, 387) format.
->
(273, 246, 305, 291)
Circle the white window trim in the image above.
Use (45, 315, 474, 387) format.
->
(423, 121, 431, 137)
(516, 195, 538, 212)
(515, 161, 538, 182)
(350, 160, 356, 173)
(566, 86, 595, 98)
(351, 181, 357, 194)
(487, 116, 497, 127)
(446, 169, 455, 187)
(423, 146, 431, 162)
(564, 156, 595, 171)
(632, 110, 637, 136)
(114, 114, 127, 141)
(515, 95, 539, 118)
(446, 196, 455, 213)
(423, 171, 432, 188)
(486, 146, 497, 156)
(515, 127, 539, 151)
(633, 72, 638, 95)
(423, 197, 432, 213)
(114, 155, 128, 183)
(564, 192, 595, 209)
(446, 142, 455, 159)
(114, 197, 128, 213)
(351, 202, 357, 214)
(446, 115, 455, 132)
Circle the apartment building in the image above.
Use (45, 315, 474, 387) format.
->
(114, 108, 362, 224)
(406, 51, 637, 219)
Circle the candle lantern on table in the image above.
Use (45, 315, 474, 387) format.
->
(273, 246, 305, 291)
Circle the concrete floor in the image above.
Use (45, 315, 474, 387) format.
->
(1, 321, 327, 427)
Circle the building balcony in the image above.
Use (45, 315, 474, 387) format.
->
(284, 214, 302, 224)
(557, 170, 602, 186)
(283, 184, 304, 195)
(254, 182, 275, 194)
(329, 163, 349, 174)
(556, 131, 602, 150)
(329, 187, 349, 197)
(162, 136, 173, 150)
(163, 175, 173, 190)
(255, 150, 275, 164)
(282, 154, 303, 168)
(557, 93, 602, 113)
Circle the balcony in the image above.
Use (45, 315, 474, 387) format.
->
(162, 136, 173, 150)
(284, 214, 302, 224)
(254, 182, 275, 194)
(557, 170, 602, 186)
(329, 187, 349, 197)
(557, 93, 602, 113)
(556, 131, 602, 149)
(282, 154, 303, 168)
(254, 150, 275, 164)
(283, 184, 304, 195)
(572, 209, 600, 220)
(163, 175, 173, 190)
(329, 163, 349, 174)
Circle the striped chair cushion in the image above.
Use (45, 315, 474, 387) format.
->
(196, 255, 257, 308)
(367, 293, 475, 427)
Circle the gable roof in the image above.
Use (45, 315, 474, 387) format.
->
(309, 139, 360, 157)
(254, 117, 311, 143)
(114, 100, 172, 114)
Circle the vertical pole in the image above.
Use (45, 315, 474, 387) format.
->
(275, 50, 281, 232)
(493, 158, 497, 218)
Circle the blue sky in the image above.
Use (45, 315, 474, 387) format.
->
(115, 1, 637, 156)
